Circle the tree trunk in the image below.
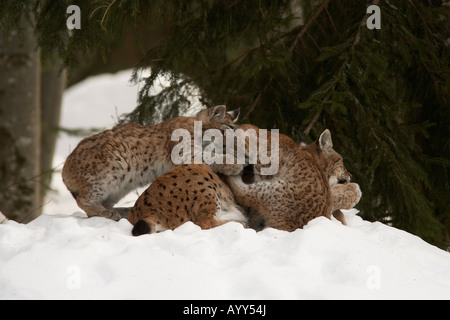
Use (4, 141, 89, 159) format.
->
(40, 59, 66, 194)
(0, 16, 42, 223)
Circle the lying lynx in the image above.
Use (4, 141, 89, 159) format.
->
(129, 125, 360, 235)
(62, 105, 240, 221)
(300, 134, 361, 226)
(128, 164, 247, 236)
(226, 125, 361, 231)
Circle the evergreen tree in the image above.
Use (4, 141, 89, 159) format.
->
(1, 1, 448, 247)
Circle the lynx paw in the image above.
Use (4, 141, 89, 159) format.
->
(331, 183, 362, 210)
(101, 209, 123, 221)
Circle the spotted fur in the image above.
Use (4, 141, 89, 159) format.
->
(226, 125, 360, 231)
(128, 164, 247, 235)
(62, 106, 240, 221)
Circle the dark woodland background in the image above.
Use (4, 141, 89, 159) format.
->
(0, 1, 449, 248)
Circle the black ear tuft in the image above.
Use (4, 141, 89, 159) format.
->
(227, 108, 240, 122)
(132, 220, 151, 236)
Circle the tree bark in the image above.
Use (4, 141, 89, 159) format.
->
(40, 59, 66, 194)
(0, 15, 42, 223)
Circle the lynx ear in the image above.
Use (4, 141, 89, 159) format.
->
(318, 129, 333, 153)
(211, 105, 226, 118)
(226, 108, 240, 123)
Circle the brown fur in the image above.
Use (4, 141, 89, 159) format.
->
(331, 183, 361, 211)
(226, 125, 360, 231)
(128, 164, 247, 235)
(62, 106, 241, 221)
(330, 182, 362, 225)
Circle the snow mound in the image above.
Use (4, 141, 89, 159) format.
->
(1, 209, 449, 299)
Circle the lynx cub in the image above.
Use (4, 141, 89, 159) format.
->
(128, 164, 247, 236)
(62, 105, 240, 221)
(226, 125, 361, 231)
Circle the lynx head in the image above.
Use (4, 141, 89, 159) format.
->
(197, 105, 240, 126)
(307, 129, 352, 187)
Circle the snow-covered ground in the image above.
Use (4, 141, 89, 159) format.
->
(1, 71, 450, 299)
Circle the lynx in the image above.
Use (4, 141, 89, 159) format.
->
(226, 124, 361, 231)
(128, 163, 247, 236)
(62, 105, 241, 221)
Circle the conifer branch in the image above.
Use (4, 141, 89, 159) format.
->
(100, 0, 118, 31)
(304, 0, 380, 135)
(244, 78, 273, 119)
(303, 106, 323, 135)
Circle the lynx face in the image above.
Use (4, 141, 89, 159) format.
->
(197, 106, 240, 126)
(327, 154, 352, 187)
(317, 151, 352, 188)
(303, 129, 352, 187)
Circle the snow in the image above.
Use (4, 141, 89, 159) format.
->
(1, 70, 450, 299)
(1, 211, 450, 299)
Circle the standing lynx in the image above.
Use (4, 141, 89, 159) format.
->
(62, 105, 240, 221)
(226, 125, 361, 231)
(128, 164, 247, 236)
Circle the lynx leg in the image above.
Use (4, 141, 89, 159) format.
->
(332, 209, 347, 226)
(193, 202, 223, 229)
(76, 194, 122, 221)
(331, 183, 362, 211)
(114, 207, 132, 219)
(197, 217, 227, 229)
(215, 205, 248, 227)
